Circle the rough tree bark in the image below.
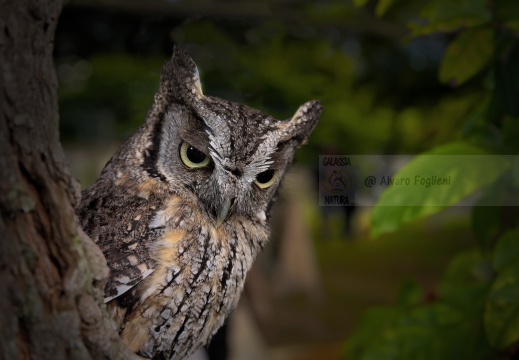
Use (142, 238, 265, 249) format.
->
(0, 1, 138, 359)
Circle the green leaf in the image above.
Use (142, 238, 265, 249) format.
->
(492, 229, 519, 272)
(461, 98, 503, 149)
(342, 306, 398, 360)
(345, 301, 494, 360)
(485, 237, 519, 349)
(397, 280, 424, 308)
(353, 0, 370, 8)
(344, 252, 497, 360)
(439, 27, 494, 86)
(438, 251, 493, 303)
(343, 251, 497, 360)
(375, 0, 396, 17)
(371, 142, 510, 237)
(409, 0, 491, 36)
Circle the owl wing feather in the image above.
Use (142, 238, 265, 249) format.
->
(102, 245, 156, 303)
(77, 180, 164, 303)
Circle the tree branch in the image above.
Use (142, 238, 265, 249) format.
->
(0, 1, 139, 358)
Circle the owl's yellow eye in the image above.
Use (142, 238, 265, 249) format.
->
(255, 169, 278, 189)
(180, 142, 210, 168)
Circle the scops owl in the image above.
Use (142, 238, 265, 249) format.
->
(77, 46, 322, 360)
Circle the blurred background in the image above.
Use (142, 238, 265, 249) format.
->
(55, 0, 519, 359)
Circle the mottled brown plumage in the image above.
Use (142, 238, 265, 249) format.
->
(77, 46, 321, 360)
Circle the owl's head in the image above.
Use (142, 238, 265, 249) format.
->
(149, 46, 321, 226)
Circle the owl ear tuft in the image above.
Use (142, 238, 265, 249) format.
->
(161, 45, 204, 101)
(277, 100, 322, 146)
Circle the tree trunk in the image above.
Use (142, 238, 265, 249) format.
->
(0, 1, 136, 359)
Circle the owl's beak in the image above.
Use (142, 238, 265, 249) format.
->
(215, 197, 233, 227)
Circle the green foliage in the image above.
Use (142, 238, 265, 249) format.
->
(59, 55, 162, 142)
(345, 0, 519, 358)
(172, 16, 483, 159)
(439, 27, 494, 86)
(59, 6, 482, 158)
(371, 142, 510, 237)
(353, 0, 370, 8)
(485, 230, 519, 349)
(409, 0, 491, 36)
(343, 257, 496, 360)
(369, 0, 519, 236)
(492, 229, 519, 273)
(375, 0, 397, 17)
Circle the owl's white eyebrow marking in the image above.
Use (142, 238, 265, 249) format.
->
(206, 122, 231, 168)
(243, 132, 277, 175)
